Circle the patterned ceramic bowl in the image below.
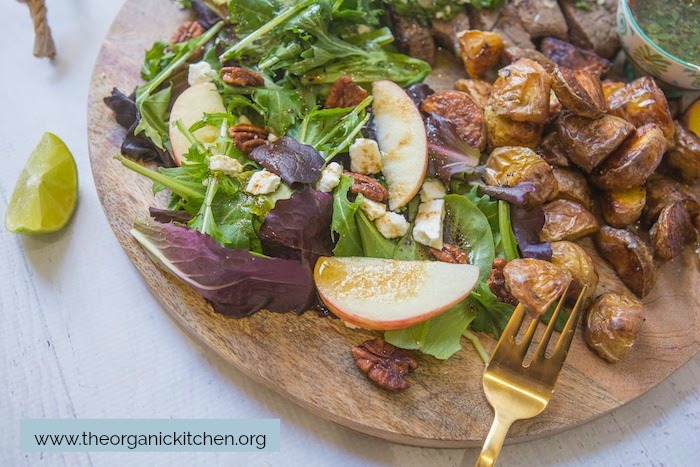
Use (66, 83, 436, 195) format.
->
(617, 0, 700, 90)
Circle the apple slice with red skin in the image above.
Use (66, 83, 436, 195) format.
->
(314, 257, 479, 330)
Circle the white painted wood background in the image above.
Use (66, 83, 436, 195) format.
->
(1, 1, 698, 465)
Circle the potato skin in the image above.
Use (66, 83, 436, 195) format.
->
(591, 123, 667, 191)
(503, 258, 572, 317)
(489, 58, 551, 124)
(453, 79, 492, 109)
(484, 146, 556, 207)
(556, 112, 634, 172)
(538, 132, 570, 167)
(421, 91, 486, 150)
(539, 199, 599, 242)
(643, 176, 700, 224)
(602, 80, 625, 101)
(585, 293, 643, 363)
(502, 46, 556, 73)
(551, 241, 598, 303)
(551, 67, 606, 119)
(484, 105, 543, 149)
(665, 121, 700, 182)
(595, 226, 655, 297)
(459, 30, 504, 79)
(550, 167, 591, 209)
(650, 201, 694, 261)
(601, 187, 646, 228)
(607, 76, 675, 142)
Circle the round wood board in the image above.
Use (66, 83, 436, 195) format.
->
(88, 0, 700, 448)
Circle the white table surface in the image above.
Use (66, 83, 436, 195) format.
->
(1, 1, 698, 466)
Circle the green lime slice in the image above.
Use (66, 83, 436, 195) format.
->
(5, 132, 78, 234)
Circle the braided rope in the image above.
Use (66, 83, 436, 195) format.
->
(20, 0, 56, 58)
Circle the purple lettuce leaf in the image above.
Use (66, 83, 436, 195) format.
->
(258, 188, 334, 263)
(131, 219, 316, 317)
(477, 182, 537, 207)
(191, 0, 222, 29)
(510, 206, 552, 260)
(104, 87, 137, 129)
(249, 136, 325, 186)
(149, 207, 193, 224)
(406, 83, 434, 107)
(425, 113, 481, 184)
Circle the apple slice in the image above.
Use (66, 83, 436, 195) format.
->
(314, 257, 479, 330)
(372, 80, 428, 211)
(169, 82, 226, 165)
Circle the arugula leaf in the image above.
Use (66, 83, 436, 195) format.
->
(141, 41, 173, 81)
(134, 86, 171, 150)
(331, 175, 364, 257)
(444, 194, 495, 281)
(251, 87, 305, 136)
(356, 210, 397, 259)
(469, 282, 516, 339)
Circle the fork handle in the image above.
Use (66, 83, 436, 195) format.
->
(475, 412, 514, 467)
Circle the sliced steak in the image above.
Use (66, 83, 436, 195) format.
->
(431, 11, 471, 56)
(558, 0, 620, 58)
(391, 14, 436, 65)
(493, 3, 536, 49)
(467, 5, 501, 31)
(540, 37, 612, 77)
(513, 0, 568, 39)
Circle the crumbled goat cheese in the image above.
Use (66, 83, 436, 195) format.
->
(349, 138, 383, 174)
(420, 178, 447, 202)
(375, 212, 410, 239)
(245, 170, 281, 195)
(360, 198, 387, 221)
(413, 199, 445, 249)
(316, 162, 343, 193)
(187, 61, 214, 86)
(208, 154, 243, 175)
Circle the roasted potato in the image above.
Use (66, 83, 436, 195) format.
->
(453, 79, 492, 109)
(538, 132, 570, 167)
(489, 58, 551, 124)
(549, 90, 562, 121)
(601, 187, 646, 228)
(643, 176, 700, 223)
(551, 241, 598, 303)
(595, 226, 655, 297)
(550, 67, 606, 119)
(502, 47, 556, 73)
(421, 91, 486, 150)
(665, 121, 700, 182)
(550, 167, 591, 209)
(607, 76, 675, 142)
(539, 199, 599, 242)
(540, 37, 612, 78)
(681, 96, 700, 136)
(556, 112, 634, 172)
(601, 80, 625, 101)
(484, 105, 543, 149)
(585, 293, 643, 363)
(503, 258, 572, 317)
(591, 123, 667, 191)
(459, 30, 505, 79)
(484, 146, 556, 207)
(650, 201, 694, 261)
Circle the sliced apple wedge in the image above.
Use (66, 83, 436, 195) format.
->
(314, 257, 479, 330)
(169, 82, 226, 165)
(372, 80, 428, 211)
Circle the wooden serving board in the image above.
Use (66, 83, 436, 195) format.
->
(87, 0, 700, 448)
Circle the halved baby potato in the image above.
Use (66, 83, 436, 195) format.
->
(539, 199, 599, 242)
(607, 76, 675, 142)
(550, 67, 606, 119)
(601, 187, 646, 228)
(489, 58, 551, 124)
(485, 105, 543, 149)
(550, 167, 591, 209)
(459, 30, 505, 79)
(484, 146, 556, 208)
(595, 226, 655, 298)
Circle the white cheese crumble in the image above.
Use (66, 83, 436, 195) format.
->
(245, 170, 281, 195)
(420, 178, 447, 202)
(375, 212, 410, 239)
(208, 154, 243, 175)
(316, 162, 343, 193)
(187, 61, 214, 86)
(349, 138, 383, 175)
(359, 197, 387, 221)
(413, 199, 445, 249)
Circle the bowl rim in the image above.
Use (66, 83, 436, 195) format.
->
(620, 0, 700, 71)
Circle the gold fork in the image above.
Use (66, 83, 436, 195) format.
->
(475, 285, 588, 467)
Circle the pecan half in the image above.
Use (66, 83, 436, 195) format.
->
(351, 338, 418, 392)
(429, 243, 468, 264)
(487, 258, 518, 305)
(324, 75, 368, 109)
(344, 171, 388, 202)
(221, 67, 265, 87)
(229, 123, 269, 153)
(171, 21, 204, 44)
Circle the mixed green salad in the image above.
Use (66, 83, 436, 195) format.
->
(105, 0, 528, 363)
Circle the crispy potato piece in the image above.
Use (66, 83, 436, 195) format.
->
(601, 187, 646, 228)
(549, 90, 562, 122)
(644, 176, 700, 223)
(556, 112, 634, 172)
(665, 121, 700, 182)
(551, 241, 598, 303)
(602, 80, 625, 101)
(459, 30, 505, 78)
(538, 132, 570, 167)
(502, 46, 556, 72)
(591, 123, 667, 191)
(489, 58, 551, 123)
(540, 37, 612, 78)
(503, 258, 572, 317)
(484, 105, 543, 149)
(540, 199, 599, 242)
(681, 96, 700, 137)
(650, 201, 694, 261)
(453, 79, 492, 110)
(550, 67, 606, 119)
(607, 77, 675, 142)
(585, 293, 643, 363)
(421, 91, 486, 150)
(550, 167, 591, 209)
(595, 226, 655, 297)
(484, 146, 556, 207)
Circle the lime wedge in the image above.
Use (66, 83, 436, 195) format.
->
(5, 132, 78, 234)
